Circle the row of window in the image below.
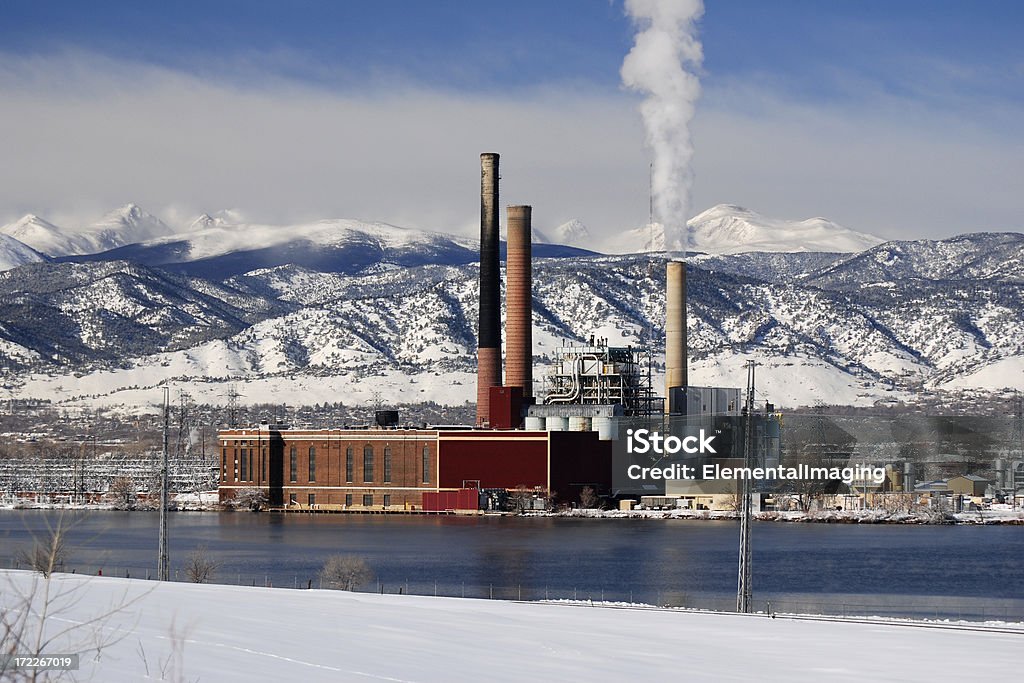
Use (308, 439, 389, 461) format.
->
(288, 445, 430, 484)
(289, 493, 392, 507)
(224, 448, 264, 483)
(223, 443, 432, 485)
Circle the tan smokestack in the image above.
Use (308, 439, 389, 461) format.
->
(506, 205, 533, 398)
(477, 153, 502, 425)
(665, 260, 687, 412)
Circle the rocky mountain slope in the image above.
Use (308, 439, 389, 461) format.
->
(0, 228, 1021, 411)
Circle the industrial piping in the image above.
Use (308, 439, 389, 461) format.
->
(505, 205, 533, 398)
(477, 153, 502, 425)
(665, 260, 688, 412)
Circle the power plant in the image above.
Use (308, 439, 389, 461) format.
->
(217, 152, 773, 512)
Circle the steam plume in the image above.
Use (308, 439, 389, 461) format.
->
(621, 0, 704, 258)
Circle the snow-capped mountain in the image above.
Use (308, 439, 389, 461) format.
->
(603, 204, 885, 255)
(0, 214, 91, 256)
(687, 204, 884, 254)
(62, 216, 597, 279)
(80, 203, 172, 252)
(0, 204, 172, 257)
(1, 230, 1022, 410)
(549, 219, 592, 248)
(0, 233, 48, 271)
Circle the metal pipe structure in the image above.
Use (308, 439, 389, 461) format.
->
(505, 205, 533, 399)
(665, 260, 688, 412)
(476, 153, 502, 425)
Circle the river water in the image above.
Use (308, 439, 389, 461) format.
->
(2, 511, 1022, 621)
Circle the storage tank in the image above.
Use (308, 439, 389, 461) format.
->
(593, 416, 618, 441)
(546, 416, 568, 432)
(903, 462, 916, 492)
(524, 416, 546, 431)
(568, 416, 591, 432)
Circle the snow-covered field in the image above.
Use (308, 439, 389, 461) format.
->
(2, 570, 1021, 682)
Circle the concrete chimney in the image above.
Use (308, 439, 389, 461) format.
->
(477, 153, 502, 425)
(665, 260, 688, 412)
(506, 205, 533, 399)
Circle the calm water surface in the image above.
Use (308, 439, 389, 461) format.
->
(2, 511, 1021, 620)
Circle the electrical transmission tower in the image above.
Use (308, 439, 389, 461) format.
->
(226, 385, 242, 428)
(736, 360, 756, 613)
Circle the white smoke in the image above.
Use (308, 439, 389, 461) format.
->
(621, 0, 704, 258)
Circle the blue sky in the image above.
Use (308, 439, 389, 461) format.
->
(1, 0, 1021, 240)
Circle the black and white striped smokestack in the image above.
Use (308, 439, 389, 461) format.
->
(476, 153, 502, 426)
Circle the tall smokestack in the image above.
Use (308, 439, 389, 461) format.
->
(665, 260, 688, 412)
(506, 205, 533, 399)
(477, 153, 502, 425)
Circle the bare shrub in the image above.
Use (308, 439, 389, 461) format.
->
(17, 517, 69, 578)
(2, 514, 152, 681)
(579, 486, 600, 509)
(107, 476, 136, 510)
(183, 546, 220, 584)
(319, 555, 372, 591)
(230, 487, 267, 511)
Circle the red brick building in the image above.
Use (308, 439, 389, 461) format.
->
(218, 425, 611, 511)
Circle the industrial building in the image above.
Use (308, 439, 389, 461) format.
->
(218, 151, 757, 512)
(217, 422, 611, 511)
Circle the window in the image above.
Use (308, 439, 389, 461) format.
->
(422, 445, 430, 483)
(289, 493, 297, 506)
(248, 450, 253, 482)
(262, 447, 268, 480)
(240, 448, 248, 481)
(221, 449, 228, 481)
(383, 494, 391, 508)
(345, 494, 352, 507)
(363, 445, 374, 482)
(308, 493, 316, 507)
(289, 446, 297, 482)
(345, 447, 354, 483)
(362, 494, 373, 507)
(383, 446, 392, 483)
(308, 446, 316, 483)
(233, 449, 238, 481)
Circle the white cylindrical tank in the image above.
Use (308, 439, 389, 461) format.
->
(593, 416, 618, 441)
(568, 416, 591, 432)
(546, 416, 568, 432)
(524, 416, 546, 431)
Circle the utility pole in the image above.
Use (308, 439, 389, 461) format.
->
(736, 360, 756, 613)
(157, 387, 170, 581)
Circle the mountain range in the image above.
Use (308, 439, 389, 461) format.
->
(0, 203, 1020, 412)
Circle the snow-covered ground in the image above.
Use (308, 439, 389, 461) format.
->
(2, 570, 1020, 682)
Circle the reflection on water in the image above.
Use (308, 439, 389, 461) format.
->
(1, 511, 1022, 620)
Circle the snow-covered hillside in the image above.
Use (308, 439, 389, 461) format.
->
(0, 233, 47, 271)
(604, 204, 885, 255)
(1, 570, 1018, 683)
(3, 231, 1023, 411)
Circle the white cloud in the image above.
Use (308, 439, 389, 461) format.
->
(0, 52, 1021, 242)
